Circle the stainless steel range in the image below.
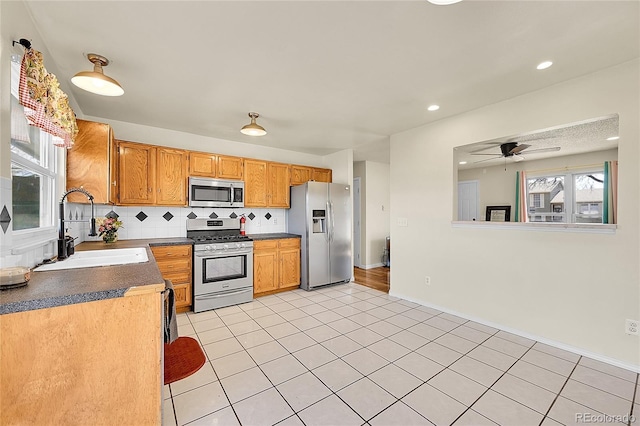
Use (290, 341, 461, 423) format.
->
(187, 218, 253, 313)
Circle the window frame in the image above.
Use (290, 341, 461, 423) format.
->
(10, 54, 60, 250)
(526, 167, 604, 225)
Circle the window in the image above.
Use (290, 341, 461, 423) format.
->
(10, 55, 58, 234)
(526, 170, 603, 224)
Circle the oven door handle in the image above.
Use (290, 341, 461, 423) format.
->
(196, 288, 252, 299)
(195, 250, 253, 257)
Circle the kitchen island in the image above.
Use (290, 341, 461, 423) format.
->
(0, 238, 190, 426)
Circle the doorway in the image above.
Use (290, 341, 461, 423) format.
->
(458, 180, 479, 221)
(353, 177, 362, 268)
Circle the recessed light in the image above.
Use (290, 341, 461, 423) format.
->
(458, 161, 467, 165)
(427, 105, 440, 112)
(536, 61, 553, 70)
(606, 136, 619, 141)
(427, 0, 463, 4)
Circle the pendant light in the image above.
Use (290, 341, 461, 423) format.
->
(240, 112, 267, 136)
(71, 53, 124, 96)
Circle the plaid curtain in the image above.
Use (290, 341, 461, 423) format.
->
(515, 170, 528, 222)
(18, 48, 78, 148)
(602, 161, 618, 224)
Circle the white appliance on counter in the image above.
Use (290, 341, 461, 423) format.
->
(289, 182, 352, 290)
(187, 218, 253, 312)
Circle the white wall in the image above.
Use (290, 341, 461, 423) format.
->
(458, 149, 619, 222)
(390, 60, 640, 368)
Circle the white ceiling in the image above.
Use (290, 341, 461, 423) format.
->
(25, 1, 639, 164)
(455, 114, 620, 170)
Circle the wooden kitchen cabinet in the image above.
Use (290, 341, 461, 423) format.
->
(189, 151, 217, 178)
(0, 288, 164, 424)
(151, 244, 193, 312)
(157, 147, 188, 205)
(268, 162, 291, 207)
(217, 155, 244, 180)
(290, 165, 312, 186)
(66, 119, 117, 204)
(253, 238, 300, 297)
(245, 160, 291, 208)
(312, 168, 332, 183)
(117, 141, 188, 206)
(244, 159, 268, 207)
(289, 164, 332, 186)
(117, 141, 157, 205)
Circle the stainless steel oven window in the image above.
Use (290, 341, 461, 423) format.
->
(202, 254, 247, 283)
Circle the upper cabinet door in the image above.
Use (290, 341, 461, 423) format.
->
(157, 147, 188, 206)
(268, 162, 291, 208)
(312, 168, 332, 183)
(290, 165, 312, 186)
(189, 151, 217, 178)
(117, 141, 156, 205)
(217, 155, 244, 180)
(66, 119, 116, 204)
(244, 159, 268, 207)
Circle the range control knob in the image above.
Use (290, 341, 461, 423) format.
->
(223, 244, 229, 250)
(204, 245, 212, 251)
(235, 243, 241, 249)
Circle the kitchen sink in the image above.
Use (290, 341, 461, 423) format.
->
(33, 248, 149, 272)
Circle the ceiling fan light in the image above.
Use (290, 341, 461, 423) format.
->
(240, 112, 267, 136)
(71, 53, 124, 96)
(513, 155, 524, 162)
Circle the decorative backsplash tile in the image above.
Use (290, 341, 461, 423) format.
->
(0, 205, 11, 234)
(71, 205, 287, 243)
(229, 212, 238, 219)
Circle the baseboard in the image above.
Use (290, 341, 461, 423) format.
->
(358, 263, 384, 270)
(389, 290, 640, 374)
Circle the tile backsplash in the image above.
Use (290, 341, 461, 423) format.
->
(72, 204, 287, 243)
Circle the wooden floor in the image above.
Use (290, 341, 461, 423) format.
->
(353, 266, 390, 293)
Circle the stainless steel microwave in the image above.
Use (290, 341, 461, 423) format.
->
(189, 177, 244, 208)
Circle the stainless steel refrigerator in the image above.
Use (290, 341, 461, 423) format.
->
(289, 181, 352, 290)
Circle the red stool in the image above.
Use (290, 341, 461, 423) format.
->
(164, 336, 206, 385)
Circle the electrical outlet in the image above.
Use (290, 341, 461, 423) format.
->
(625, 319, 639, 335)
(425, 276, 431, 286)
(397, 218, 408, 227)
(273, 217, 277, 225)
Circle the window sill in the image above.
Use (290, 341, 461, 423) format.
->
(451, 221, 616, 234)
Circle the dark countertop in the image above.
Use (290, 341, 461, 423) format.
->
(249, 233, 301, 240)
(0, 238, 193, 315)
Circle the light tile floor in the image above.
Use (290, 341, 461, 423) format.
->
(164, 283, 639, 426)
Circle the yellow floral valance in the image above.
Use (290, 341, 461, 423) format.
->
(18, 48, 78, 148)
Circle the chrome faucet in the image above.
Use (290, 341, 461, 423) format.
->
(58, 188, 97, 260)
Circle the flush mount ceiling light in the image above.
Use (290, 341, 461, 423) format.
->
(240, 112, 267, 136)
(536, 61, 553, 70)
(606, 136, 619, 141)
(427, 104, 440, 112)
(71, 53, 124, 96)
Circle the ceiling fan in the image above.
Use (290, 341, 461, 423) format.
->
(471, 142, 560, 163)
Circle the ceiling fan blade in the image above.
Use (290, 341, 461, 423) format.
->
(468, 143, 502, 154)
(470, 152, 502, 156)
(523, 146, 561, 154)
(509, 144, 531, 154)
(473, 156, 502, 164)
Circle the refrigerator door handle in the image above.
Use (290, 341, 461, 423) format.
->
(330, 201, 335, 242)
(325, 201, 331, 242)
